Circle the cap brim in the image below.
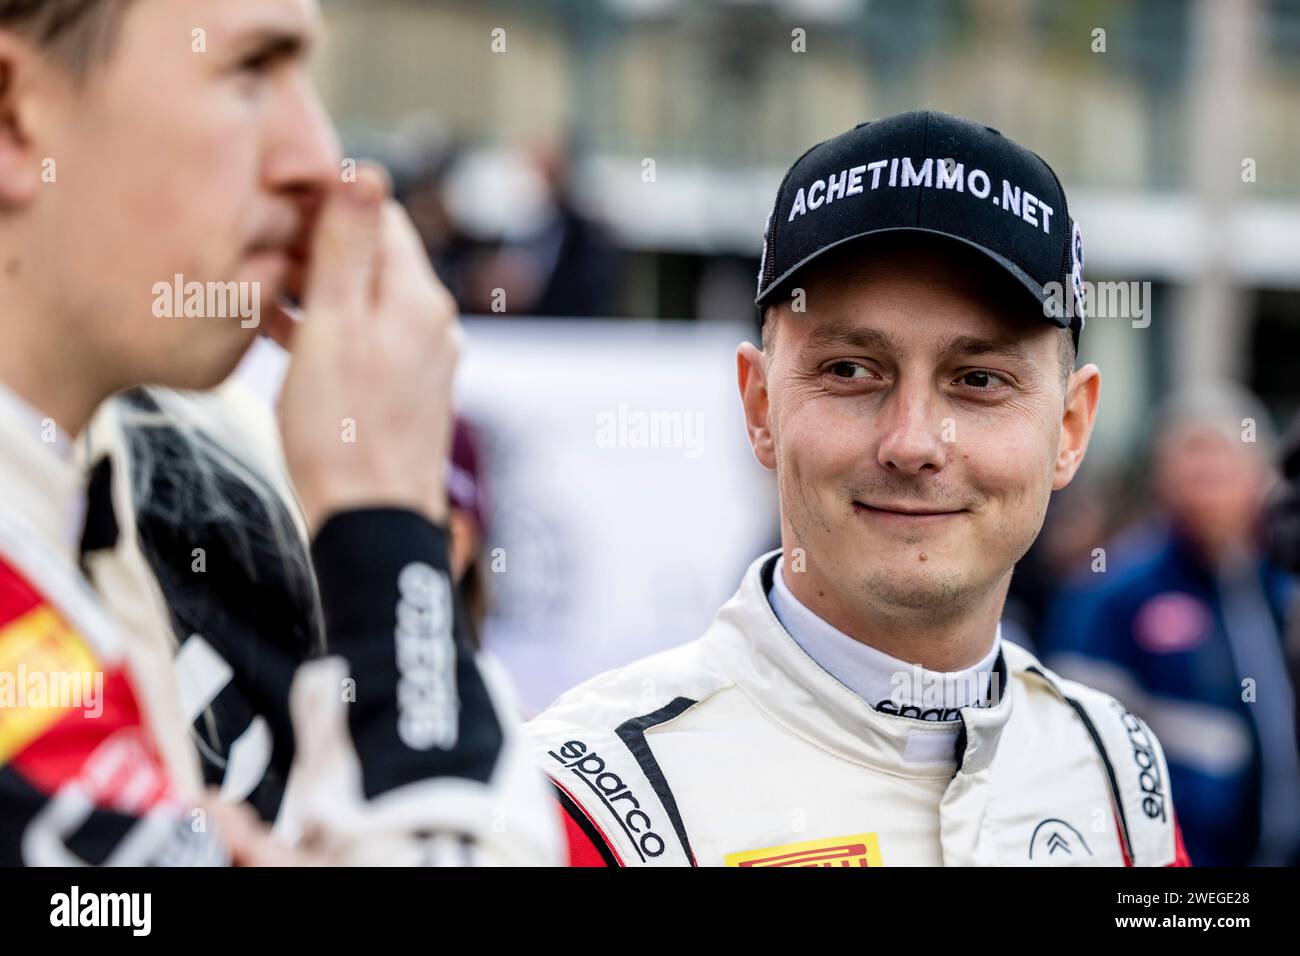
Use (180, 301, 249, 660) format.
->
(755, 226, 1070, 331)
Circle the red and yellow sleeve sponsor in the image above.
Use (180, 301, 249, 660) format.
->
(0, 606, 99, 766)
(0, 559, 172, 810)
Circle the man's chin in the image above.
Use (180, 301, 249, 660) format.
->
(851, 562, 972, 614)
(852, 528, 963, 565)
(153, 327, 259, 393)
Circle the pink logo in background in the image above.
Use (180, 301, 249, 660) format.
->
(1133, 592, 1212, 654)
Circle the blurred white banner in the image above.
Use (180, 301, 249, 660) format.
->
(455, 318, 777, 715)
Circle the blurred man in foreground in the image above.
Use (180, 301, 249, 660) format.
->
(0, 0, 557, 865)
(1046, 386, 1300, 866)
(527, 112, 1190, 867)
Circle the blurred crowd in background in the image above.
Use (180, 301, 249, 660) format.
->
(299, 0, 1300, 866)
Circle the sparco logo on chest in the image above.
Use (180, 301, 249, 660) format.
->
(549, 739, 665, 860)
(1111, 701, 1166, 821)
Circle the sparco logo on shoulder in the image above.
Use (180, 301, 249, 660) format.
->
(549, 740, 666, 860)
(1111, 701, 1166, 821)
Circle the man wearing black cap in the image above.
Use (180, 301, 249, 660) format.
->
(526, 112, 1191, 867)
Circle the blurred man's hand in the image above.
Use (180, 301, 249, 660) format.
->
(278, 163, 459, 534)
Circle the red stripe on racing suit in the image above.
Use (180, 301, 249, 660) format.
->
(0, 558, 222, 866)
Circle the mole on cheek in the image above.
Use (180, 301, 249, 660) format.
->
(918, 552, 928, 562)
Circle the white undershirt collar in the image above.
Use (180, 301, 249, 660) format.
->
(767, 555, 1000, 724)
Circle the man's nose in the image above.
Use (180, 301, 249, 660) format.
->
(875, 384, 947, 476)
(264, 73, 344, 196)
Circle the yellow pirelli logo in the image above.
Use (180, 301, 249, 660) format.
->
(725, 832, 884, 867)
(0, 606, 99, 766)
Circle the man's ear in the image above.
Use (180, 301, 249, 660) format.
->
(1053, 363, 1101, 490)
(0, 36, 54, 208)
(737, 341, 777, 471)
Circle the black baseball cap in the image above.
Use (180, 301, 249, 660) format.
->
(755, 110, 1086, 349)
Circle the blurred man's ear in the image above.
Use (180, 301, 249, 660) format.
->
(0, 37, 50, 208)
(737, 341, 777, 470)
(1053, 363, 1101, 491)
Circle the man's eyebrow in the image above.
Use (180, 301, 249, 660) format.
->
(935, 334, 1034, 363)
(798, 325, 903, 355)
(228, 24, 317, 62)
(794, 325, 1036, 365)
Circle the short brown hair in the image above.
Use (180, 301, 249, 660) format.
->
(0, 0, 131, 76)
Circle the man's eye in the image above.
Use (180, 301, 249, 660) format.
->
(239, 50, 280, 76)
(827, 361, 871, 379)
(955, 370, 1004, 390)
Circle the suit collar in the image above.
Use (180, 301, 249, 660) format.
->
(703, 551, 1016, 779)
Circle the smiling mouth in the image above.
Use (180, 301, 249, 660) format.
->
(853, 501, 966, 519)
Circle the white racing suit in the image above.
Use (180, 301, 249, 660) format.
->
(527, 552, 1191, 867)
(0, 383, 561, 866)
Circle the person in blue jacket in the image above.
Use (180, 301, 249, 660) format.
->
(1043, 383, 1299, 866)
